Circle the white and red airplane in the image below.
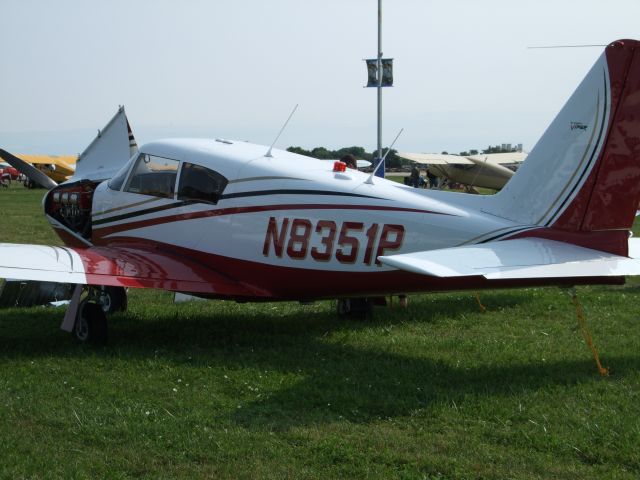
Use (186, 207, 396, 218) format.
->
(2, 40, 640, 344)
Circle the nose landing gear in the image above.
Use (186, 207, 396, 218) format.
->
(60, 285, 128, 345)
(74, 301, 108, 345)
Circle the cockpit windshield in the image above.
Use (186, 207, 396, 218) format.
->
(124, 154, 180, 198)
(107, 155, 136, 191)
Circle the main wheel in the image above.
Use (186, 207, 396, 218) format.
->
(336, 298, 373, 321)
(336, 299, 351, 318)
(74, 302, 108, 345)
(350, 298, 373, 321)
(99, 286, 128, 314)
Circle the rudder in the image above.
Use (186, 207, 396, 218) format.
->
(484, 40, 640, 255)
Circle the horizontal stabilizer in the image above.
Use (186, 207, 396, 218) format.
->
(378, 238, 640, 280)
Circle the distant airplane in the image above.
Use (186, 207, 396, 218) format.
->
(0, 162, 20, 182)
(18, 154, 77, 187)
(397, 151, 527, 190)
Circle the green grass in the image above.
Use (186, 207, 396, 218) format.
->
(0, 184, 58, 245)
(1, 183, 640, 478)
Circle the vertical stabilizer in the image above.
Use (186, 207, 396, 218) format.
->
(484, 40, 640, 253)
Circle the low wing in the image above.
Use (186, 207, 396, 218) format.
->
(379, 238, 640, 279)
(0, 243, 258, 297)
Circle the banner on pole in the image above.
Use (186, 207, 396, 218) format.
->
(364, 58, 393, 87)
(381, 58, 393, 87)
(365, 59, 378, 87)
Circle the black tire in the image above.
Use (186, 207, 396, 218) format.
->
(351, 298, 373, 321)
(99, 286, 127, 314)
(75, 302, 108, 345)
(336, 298, 373, 321)
(336, 299, 351, 318)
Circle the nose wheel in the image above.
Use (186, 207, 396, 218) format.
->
(74, 301, 108, 345)
(61, 285, 127, 345)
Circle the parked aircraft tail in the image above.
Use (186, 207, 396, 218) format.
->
(484, 40, 640, 255)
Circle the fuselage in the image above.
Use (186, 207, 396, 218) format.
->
(43, 139, 613, 299)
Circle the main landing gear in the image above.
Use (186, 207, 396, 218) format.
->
(336, 295, 410, 321)
(336, 298, 374, 321)
(60, 285, 128, 345)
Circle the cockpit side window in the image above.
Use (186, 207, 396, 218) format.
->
(124, 154, 180, 198)
(177, 162, 228, 205)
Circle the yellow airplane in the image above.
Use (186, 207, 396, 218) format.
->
(18, 154, 77, 187)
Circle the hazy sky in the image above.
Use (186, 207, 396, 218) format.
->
(1, 0, 639, 155)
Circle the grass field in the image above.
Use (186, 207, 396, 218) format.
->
(1, 184, 640, 478)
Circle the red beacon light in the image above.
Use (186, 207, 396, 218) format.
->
(333, 161, 347, 172)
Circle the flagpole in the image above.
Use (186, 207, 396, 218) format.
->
(376, 0, 383, 178)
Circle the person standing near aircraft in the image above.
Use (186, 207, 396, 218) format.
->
(340, 154, 358, 169)
(426, 168, 437, 189)
(409, 165, 420, 187)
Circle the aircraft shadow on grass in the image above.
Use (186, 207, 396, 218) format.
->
(1, 290, 638, 429)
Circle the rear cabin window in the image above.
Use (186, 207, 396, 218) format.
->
(124, 154, 179, 198)
(177, 162, 228, 204)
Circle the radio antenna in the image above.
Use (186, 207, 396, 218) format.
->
(366, 127, 403, 185)
(265, 104, 298, 158)
(527, 44, 605, 49)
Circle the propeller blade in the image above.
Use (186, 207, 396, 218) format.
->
(0, 148, 58, 189)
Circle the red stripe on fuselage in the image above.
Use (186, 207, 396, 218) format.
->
(92, 203, 453, 240)
(89, 236, 623, 300)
